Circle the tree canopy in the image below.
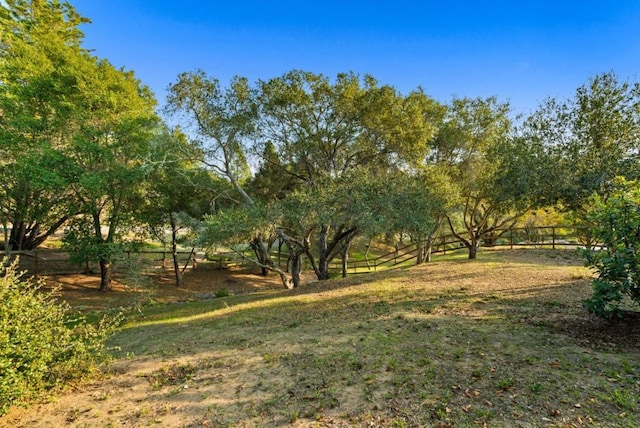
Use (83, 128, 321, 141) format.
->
(431, 97, 549, 258)
(1, 0, 159, 290)
(523, 71, 640, 211)
(0, 0, 92, 250)
(4, 1, 640, 296)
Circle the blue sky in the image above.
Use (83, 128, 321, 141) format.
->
(74, 1, 640, 115)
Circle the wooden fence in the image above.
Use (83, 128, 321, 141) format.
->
(0, 249, 200, 277)
(0, 225, 593, 278)
(209, 225, 593, 276)
(326, 225, 592, 276)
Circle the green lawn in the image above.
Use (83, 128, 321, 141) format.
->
(5, 249, 639, 427)
(100, 249, 640, 427)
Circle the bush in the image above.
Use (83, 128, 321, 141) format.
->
(0, 259, 120, 415)
(214, 288, 231, 298)
(581, 178, 640, 318)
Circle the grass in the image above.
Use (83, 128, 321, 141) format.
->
(6, 249, 640, 427)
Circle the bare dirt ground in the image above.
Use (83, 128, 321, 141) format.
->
(14, 249, 287, 311)
(43, 262, 286, 312)
(2, 249, 639, 427)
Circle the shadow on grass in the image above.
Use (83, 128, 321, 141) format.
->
(92, 248, 640, 427)
(109, 275, 640, 427)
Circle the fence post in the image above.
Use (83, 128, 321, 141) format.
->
(552, 227, 556, 250)
(34, 249, 39, 279)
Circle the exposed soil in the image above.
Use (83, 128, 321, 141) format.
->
(42, 262, 286, 312)
(13, 248, 287, 311)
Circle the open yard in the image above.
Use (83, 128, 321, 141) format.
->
(1, 249, 639, 427)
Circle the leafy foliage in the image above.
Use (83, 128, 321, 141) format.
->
(61, 217, 132, 270)
(258, 70, 439, 182)
(166, 70, 257, 204)
(582, 178, 640, 318)
(524, 72, 640, 211)
(0, 0, 159, 265)
(0, 0, 92, 250)
(0, 259, 119, 415)
(138, 127, 220, 286)
(201, 204, 275, 248)
(434, 97, 535, 258)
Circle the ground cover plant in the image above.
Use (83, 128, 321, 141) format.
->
(1, 249, 639, 427)
(0, 260, 118, 416)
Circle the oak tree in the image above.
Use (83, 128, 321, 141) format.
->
(0, 0, 90, 250)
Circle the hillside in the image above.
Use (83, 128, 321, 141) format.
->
(2, 249, 639, 427)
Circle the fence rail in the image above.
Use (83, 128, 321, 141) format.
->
(211, 225, 594, 277)
(0, 249, 200, 277)
(0, 225, 593, 278)
(325, 225, 592, 276)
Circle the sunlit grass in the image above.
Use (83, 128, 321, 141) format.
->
(96, 249, 640, 427)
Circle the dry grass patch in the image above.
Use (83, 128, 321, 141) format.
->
(2, 249, 640, 427)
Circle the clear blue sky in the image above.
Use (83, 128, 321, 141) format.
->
(74, 0, 640, 115)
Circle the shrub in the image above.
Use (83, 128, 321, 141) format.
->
(0, 259, 120, 415)
(581, 178, 640, 318)
(214, 288, 230, 298)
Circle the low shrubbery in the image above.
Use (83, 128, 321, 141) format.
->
(582, 178, 640, 318)
(0, 259, 119, 415)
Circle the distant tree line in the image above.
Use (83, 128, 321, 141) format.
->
(3, 1, 640, 299)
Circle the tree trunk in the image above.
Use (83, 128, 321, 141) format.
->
(340, 241, 350, 278)
(274, 229, 308, 289)
(468, 240, 479, 259)
(9, 220, 26, 251)
(316, 224, 357, 280)
(9, 217, 68, 251)
(99, 257, 112, 291)
(92, 212, 113, 291)
(276, 270, 295, 289)
(290, 253, 302, 288)
(418, 236, 435, 264)
(425, 237, 433, 263)
(170, 213, 183, 287)
(250, 235, 270, 276)
(2, 221, 10, 254)
(446, 215, 479, 260)
(417, 242, 425, 265)
(317, 225, 331, 280)
(364, 238, 372, 269)
(286, 250, 294, 273)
